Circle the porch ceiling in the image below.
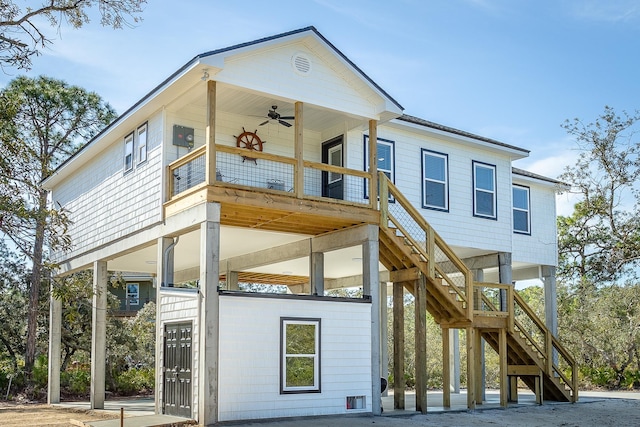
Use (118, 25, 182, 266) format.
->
(105, 225, 373, 284)
(167, 81, 369, 133)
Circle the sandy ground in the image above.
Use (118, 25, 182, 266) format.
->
(0, 402, 119, 427)
(1, 392, 640, 427)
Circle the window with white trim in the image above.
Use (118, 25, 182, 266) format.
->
(473, 161, 496, 219)
(364, 136, 395, 198)
(124, 132, 134, 173)
(137, 123, 148, 164)
(513, 185, 531, 234)
(126, 283, 140, 306)
(280, 318, 321, 393)
(422, 150, 448, 210)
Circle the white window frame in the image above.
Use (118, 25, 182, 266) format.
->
(280, 317, 321, 394)
(328, 144, 343, 184)
(513, 185, 531, 234)
(124, 132, 134, 173)
(364, 135, 395, 199)
(422, 149, 449, 211)
(126, 283, 140, 306)
(137, 122, 148, 165)
(473, 161, 497, 219)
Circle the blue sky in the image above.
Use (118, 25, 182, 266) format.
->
(3, 0, 639, 213)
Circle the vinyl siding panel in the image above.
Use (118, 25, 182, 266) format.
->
(512, 180, 559, 266)
(50, 112, 163, 262)
(218, 295, 371, 422)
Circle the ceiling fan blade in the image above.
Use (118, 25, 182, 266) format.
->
(279, 120, 292, 127)
(259, 120, 269, 126)
(279, 116, 295, 120)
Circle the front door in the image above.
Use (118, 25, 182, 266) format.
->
(163, 322, 192, 418)
(322, 136, 344, 200)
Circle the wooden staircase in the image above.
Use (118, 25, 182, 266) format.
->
(378, 172, 578, 406)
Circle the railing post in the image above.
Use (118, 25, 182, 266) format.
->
(294, 102, 304, 198)
(205, 80, 216, 186)
(572, 362, 579, 402)
(546, 332, 553, 376)
(466, 274, 474, 322)
(507, 285, 514, 333)
(379, 172, 388, 229)
(426, 225, 435, 279)
(166, 165, 174, 199)
(368, 120, 378, 209)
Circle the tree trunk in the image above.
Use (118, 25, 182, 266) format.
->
(24, 189, 48, 378)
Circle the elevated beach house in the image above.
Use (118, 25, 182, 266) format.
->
(44, 27, 576, 425)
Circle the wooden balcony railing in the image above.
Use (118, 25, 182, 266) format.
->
(167, 144, 372, 207)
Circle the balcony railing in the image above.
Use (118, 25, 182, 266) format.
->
(167, 144, 372, 206)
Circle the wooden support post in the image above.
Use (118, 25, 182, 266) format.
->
(205, 80, 217, 185)
(368, 120, 378, 209)
(475, 328, 484, 404)
(310, 252, 324, 296)
(47, 281, 62, 404)
(198, 203, 221, 425)
(294, 101, 304, 198)
(415, 277, 427, 414)
(535, 371, 544, 405)
(466, 327, 476, 409)
(90, 260, 107, 410)
(393, 282, 405, 410)
(442, 326, 451, 408)
(509, 376, 519, 403)
(499, 327, 508, 407)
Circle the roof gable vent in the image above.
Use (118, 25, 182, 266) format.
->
(292, 53, 312, 75)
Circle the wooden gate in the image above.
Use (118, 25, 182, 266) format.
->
(163, 321, 192, 418)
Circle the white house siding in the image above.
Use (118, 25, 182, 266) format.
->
(346, 124, 514, 254)
(512, 179, 559, 267)
(217, 41, 382, 119)
(50, 112, 163, 263)
(158, 288, 200, 420)
(218, 295, 372, 422)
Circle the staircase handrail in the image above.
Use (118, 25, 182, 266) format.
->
(512, 291, 577, 400)
(379, 172, 473, 319)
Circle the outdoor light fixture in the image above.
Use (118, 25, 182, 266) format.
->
(201, 69, 210, 81)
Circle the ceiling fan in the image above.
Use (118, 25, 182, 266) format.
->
(260, 105, 294, 127)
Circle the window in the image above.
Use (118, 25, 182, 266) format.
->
(364, 136, 395, 198)
(422, 150, 448, 210)
(280, 318, 321, 393)
(137, 123, 148, 164)
(473, 161, 496, 219)
(513, 185, 531, 234)
(127, 283, 139, 306)
(124, 132, 134, 172)
(328, 144, 342, 184)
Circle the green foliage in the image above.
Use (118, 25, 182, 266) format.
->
(557, 106, 640, 390)
(61, 367, 91, 396)
(112, 367, 155, 395)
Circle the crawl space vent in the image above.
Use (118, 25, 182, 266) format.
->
(292, 53, 312, 75)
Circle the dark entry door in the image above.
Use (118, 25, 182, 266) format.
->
(322, 136, 344, 200)
(163, 322, 192, 418)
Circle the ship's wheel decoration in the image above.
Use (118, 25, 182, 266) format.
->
(234, 127, 265, 164)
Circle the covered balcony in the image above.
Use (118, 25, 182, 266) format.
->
(163, 80, 390, 236)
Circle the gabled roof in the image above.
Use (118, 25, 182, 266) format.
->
(43, 27, 404, 186)
(397, 114, 530, 155)
(196, 26, 403, 112)
(512, 167, 568, 187)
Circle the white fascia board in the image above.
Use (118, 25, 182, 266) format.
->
(512, 172, 569, 191)
(385, 118, 529, 160)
